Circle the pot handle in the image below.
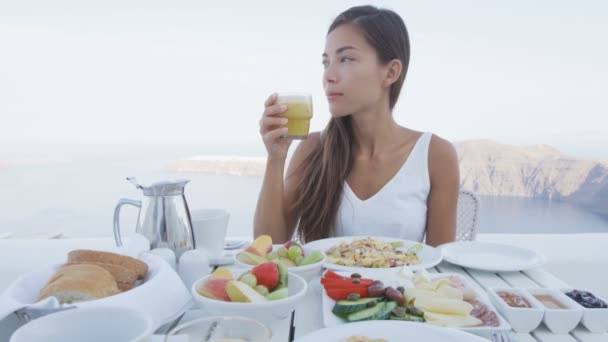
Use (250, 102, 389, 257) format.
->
(113, 198, 142, 247)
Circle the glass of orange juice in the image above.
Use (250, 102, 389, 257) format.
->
(276, 93, 313, 139)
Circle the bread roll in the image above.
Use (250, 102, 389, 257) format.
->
(117, 282, 135, 292)
(68, 262, 138, 285)
(38, 264, 120, 304)
(67, 250, 148, 279)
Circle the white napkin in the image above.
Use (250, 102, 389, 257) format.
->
(0, 294, 62, 324)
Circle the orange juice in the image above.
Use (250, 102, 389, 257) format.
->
(277, 94, 313, 139)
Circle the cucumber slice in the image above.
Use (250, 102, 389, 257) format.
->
(346, 302, 385, 322)
(377, 301, 397, 320)
(332, 297, 381, 315)
(346, 301, 398, 321)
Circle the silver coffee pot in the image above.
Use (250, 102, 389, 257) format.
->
(113, 177, 195, 258)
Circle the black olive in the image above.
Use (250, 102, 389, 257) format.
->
(347, 293, 361, 301)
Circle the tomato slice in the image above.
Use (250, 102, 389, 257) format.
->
(322, 283, 371, 291)
(322, 270, 344, 279)
(321, 278, 373, 287)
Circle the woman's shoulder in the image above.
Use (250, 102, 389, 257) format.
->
(426, 132, 459, 178)
(428, 132, 456, 157)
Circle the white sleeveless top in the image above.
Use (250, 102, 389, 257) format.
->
(334, 132, 432, 242)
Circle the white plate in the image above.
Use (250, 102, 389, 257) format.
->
(321, 271, 511, 338)
(440, 241, 546, 272)
(305, 236, 442, 272)
(295, 321, 488, 342)
(209, 255, 236, 266)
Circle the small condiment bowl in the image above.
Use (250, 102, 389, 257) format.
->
(560, 288, 608, 333)
(488, 287, 544, 333)
(525, 288, 583, 334)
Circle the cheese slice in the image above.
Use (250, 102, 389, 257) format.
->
(424, 311, 483, 328)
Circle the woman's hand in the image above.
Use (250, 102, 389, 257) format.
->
(259, 93, 291, 161)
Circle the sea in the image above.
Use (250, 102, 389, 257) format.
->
(1, 144, 607, 238)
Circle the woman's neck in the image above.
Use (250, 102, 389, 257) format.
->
(350, 102, 402, 158)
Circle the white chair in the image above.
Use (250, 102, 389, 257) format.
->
(456, 190, 480, 241)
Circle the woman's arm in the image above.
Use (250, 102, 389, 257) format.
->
(253, 157, 290, 241)
(254, 132, 321, 242)
(425, 135, 460, 247)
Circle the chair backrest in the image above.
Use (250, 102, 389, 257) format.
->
(456, 190, 480, 241)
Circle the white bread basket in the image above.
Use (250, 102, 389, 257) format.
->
(0, 252, 192, 328)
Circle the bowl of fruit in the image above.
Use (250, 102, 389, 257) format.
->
(192, 263, 308, 320)
(234, 235, 325, 281)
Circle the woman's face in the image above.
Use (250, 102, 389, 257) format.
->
(323, 24, 389, 118)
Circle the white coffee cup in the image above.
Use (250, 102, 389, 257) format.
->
(190, 208, 230, 258)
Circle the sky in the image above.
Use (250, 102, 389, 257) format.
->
(1, 0, 607, 159)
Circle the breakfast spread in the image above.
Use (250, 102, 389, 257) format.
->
(197, 263, 289, 303)
(324, 237, 421, 268)
(38, 249, 148, 304)
(20, 234, 588, 339)
(236, 234, 323, 268)
(324, 269, 501, 328)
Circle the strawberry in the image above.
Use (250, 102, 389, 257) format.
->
(251, 261, 279, 290)
(283, 241, 292, 250)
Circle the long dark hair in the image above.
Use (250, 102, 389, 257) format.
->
(294, 6, 411, 243)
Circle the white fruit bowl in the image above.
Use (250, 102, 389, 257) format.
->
(191, 271, 308, 320)
(234, 245, 325, 281)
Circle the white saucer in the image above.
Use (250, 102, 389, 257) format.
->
(209, 255, 235, 266)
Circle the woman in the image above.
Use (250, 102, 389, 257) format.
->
(254, 5, 459, 247)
